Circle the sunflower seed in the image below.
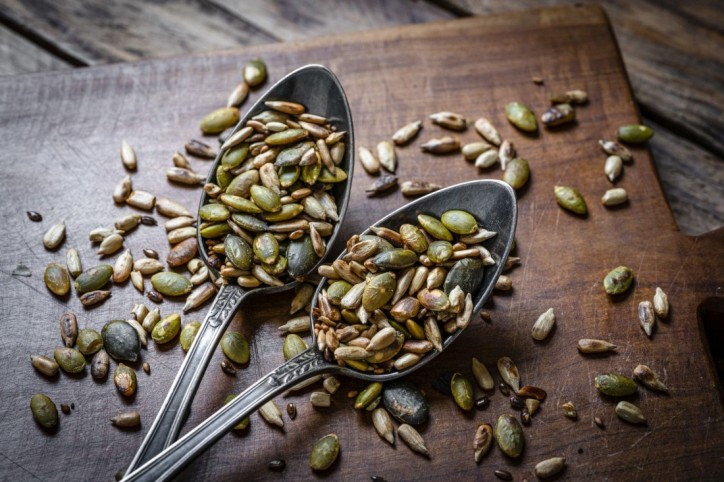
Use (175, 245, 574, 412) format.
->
(120, 140, 137, 171)
(472, 357, 494, 390)
(561, 401, 577, 419)
(599, 139, 632, 162)
(126, 190, 156, 211)
(167, 167, 206, 186)
(498, 140, 514, 170)
(366, 174, 398, 195)
(473, 423, 494, 463)
(653, 287, 669, 318)
(130, 270, 144, 293)
(494, 470, 513, 481)
(494, 275, 512, 291)
(111, 411, 141, 428)
(113, 249, 133, 283)
(632, 364, 669, 393)
(534, 457, 566, 479)
(376, 141, 397, 173)
(531, 308, 555, 341)
(541, 103, 575, 127)
(474, 117, 501, 146)
(80, 290, 111, 306)
(98, 233, 124, 255)
(602, 188, 628, 206)
(400, 180, 441, 197)
(372, 407, 395, 445)
(31, 355, 59, 377)
(113, 175, 133, 203)
(156, 197, 192, 218)
(604, 155, 623, 182)
(392, 120, 422, 145)
(577, 338, 617, 354)
(165, 216, 195, 232)
(497, 357, 521, 393)
(551, 89, 588, 105)
(639, 300, 655, 337)
(259, 400, 284, 427)
(420, 136, 460, 154)
(615, 401, 646, 424)
(26, 210, 43, 222)
(429, 111, 467, 131)
(43, 221, 66, 249)
(227, 82, 250, 107)
(134, 258, 164, 275)
(185, 139, 216, 159)
(358, 147, 380, 174)
(183, 283, 216, 312)
(475, 149, 499, 169)
(398, 424, 429, 457)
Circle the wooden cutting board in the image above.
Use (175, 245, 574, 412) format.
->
(0, 4, 722, 481)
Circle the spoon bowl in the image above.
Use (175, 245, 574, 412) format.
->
(123, 179, 517, 481)
(126, 64, 354, 472)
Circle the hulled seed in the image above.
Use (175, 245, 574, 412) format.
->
(639, 301, 655, 337)
(31, 394, 58, 428)
(495, 414, 524, 458)
(309, 433, 340, 470)
(429, 111, 467, 131)
(534, 457, 566, 479)
(561, 401, 577, 419)
(632, 364, 669, 393)
(554, 185, 587, 214)
(595, 373, 638, 397)
(505, 102, 537, 132)
(392, 120, 422, 145)
(603, 266, 634, 295)
(43, 221, 66, 249)
(474, 117, 501, 146)
(615, 401, 646, 424)
(617, 124, 654, 144)
(601, 188, 628, 206)
(531, 308, 555, 341)
(653, 287, 669, 318)
(398, 424, 429, 457)
(577, 338, 617, 354)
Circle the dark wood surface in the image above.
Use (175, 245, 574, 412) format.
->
(0, 4, 723, 482)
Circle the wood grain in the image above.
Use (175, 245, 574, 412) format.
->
(0, 26, 71, 76)
(0, 5, 722, 481)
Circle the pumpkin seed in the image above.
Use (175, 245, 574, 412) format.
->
(77, 329, 103, 355)
(443, 258, 485, 295)
(495, 414, 524, 458)
(503, 158, 530, 190)
(398, 424, 429, 457)
(534, 457, 566, 479)
(283, 333, 308, 361)
(244, 58, 267, 86)
(102, 320, 140, 361)
(638, 300, 655, 337)
(179, 321, 201, 352)
(54, 347, 86, 374)
(253, 233, 280, 264)
(393, 120, 422, 145)
(75, 265, 113, 294)
(554, 185, 587, 214)
(474, 117, 501, 146)
(287, 235, 319, 279)
(371, 248, 417, 269)
(474, 423, 494, 463)
(441, 209, 477, 235)
(91, 349, 110, 379)
(44, 263, 70, 296)
(617, 124, 654, 144)
(505, 102, 537, 132)
(363, 272, 397, 311)
(309, 433, 340, 470)
(221, 332, 249, 364)
(653, 287, 669, 318)
(595, 373, 638, 397)
(31, 355, 59, 377)
(43, 221, 66, 249)
(541, 103, 575, 127)
(451, 373, 474, 410)
(114, 364, 137, 397)
(615, 401, 646, 424)
(151, 272, 192, 297)
(31, 394, 58, 428)
(531, 308, 555, 341)
(603, 266, 634, 295)
(200, 107, 239, 134)
(152, 314, 181, 344)
(417, 214, 452, 241)
(223, 394, 250, 431)
(632, 364, 669, 393)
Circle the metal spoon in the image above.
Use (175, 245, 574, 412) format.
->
(122, 179, 517, 481)
(126, 64, 355, 472)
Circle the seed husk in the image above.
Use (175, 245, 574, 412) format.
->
(474, 117, 501, 146)
(451, 373, 474, 410)
(398, 424, 429, 457)
(151, 272, 193, 297)
(125, 190, 156, 211)
(372, 407, 395, 445)
(44, 263, 70, 296)
(599, 139, 633, 162)
(494, 470, 513, 481)
(420, 136, 460, 154)
(601, 187, 628, 206)
(429, 111, 466, 131)
(577, 338, 617, 354)
(497, 357, 521, 393)
(393, 120, 422, 145)
(114, 364, 137, 397)
(554, 185, 587, 215)
(495, 414, 524, 458)
(534, 456, 566, 479)
(541, 103, 575, 127)
(617, 124, 654, 144)
(113, 175, 133, 203)
(376, 141, 397, 173)
(595, 373, 638, 397)
(365, 174, 398, 195)
(603, 266, 634, 295)
(653, 287, 669, 319)
(77, 329, 103, 355)
(471, 357, 494, 390)
(31, 394, 58, 428)
(632, 364, 669, 393)
(31, 355, 59, 377)
(473, 423, 494, 463)
(221, 331, 250, 364)
(54, 347, 86, 374)
(43, 221, 66, 249)
(561, 401, 577, 419)
(120, 140, 137, 170)
(604, 155, 623, 182)
(400, 180, 442, 197)
(531, 307, 555, 341)
(309, 433, 340, 470)
(27, 210, 43, 222)
(152, 314, 181, 344)
(358, 146, 380, 174)
(615, 401, 646, 424)
(178, 321, 201, 352)
(503, 158, 530, 190)
(75, 264, 113, 294)
(64, 248, 82, 278)
(91, 349, 110, 379)
(517, 385, 547, 401)
(505, 102, 537, 132)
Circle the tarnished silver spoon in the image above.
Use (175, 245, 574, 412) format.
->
(126, 64, 355, 472)
(122, 179, 517, 481)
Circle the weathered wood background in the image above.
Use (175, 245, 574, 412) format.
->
(0, 2, 722, 482)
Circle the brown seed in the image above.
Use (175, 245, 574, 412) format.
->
(27, 211, 43, 222)
(639, 300, 655, 338)
(80, 290, 111, 307)
(220, 359, 237, 376)
(366, 174, 398, 196)
(420, 136, 460, 154)
(517, 385, 547, 400)
(142, 362, 150, 374)
(497, 356, 521, 393)
(594, 416, 604, 429)
(147, 290, 163, 303)
(111, 411, 141, 428)
(286, 403, 297, 420)
(400, 181, 441, 197)
(61, 404, 71, 415)
(534, 456, 566, 479)
(167, 237, 198, 268)
(59, 312, 78, 348)
(577, 338, 617, 354)
(185, 139, 216, 159)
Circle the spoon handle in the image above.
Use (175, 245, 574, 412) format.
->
(126, 283, 247, 472)
(122, 349, 333, 481)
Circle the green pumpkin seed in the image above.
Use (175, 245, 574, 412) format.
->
(399, 224, 429, 253)
(215, 165, 233, 189)
(54, 347, 86, 373)
(283, 334, 308, 360)
(327, 281, 352, 305)
(427, 241, 454, 263)
(114, 364, 137, 397)
(250, 184, 281, 212)
(199, 204, 230, 222)
(219, 194, 261, 213)
(199, 222, 231, 239)
(603, 266, 634, 295)
(200, 107, 240, 134)
(224, 234, 253, 270)
(287, 235, 319, 279)
(44, 263, 70, 296)
(594, 373, 638, 397)
(615, 401, 646, 424)
(31, 394, 58, 428)
(317, 166, 347, 183)
(355, 382, 383, 410)
(617, 124, 654, 144)
(278, 166, 300, 188)
(152, 313, 181, 344)
(226, 170, 259, 197)
(180, 321, 201, 352)
(362, 272, 397, 311)
(417, 214, 453, 241)
(309, 433, 340, 471)
(221, 144, 249, 169)
(74, 264, 113, 294)
(229, 214, 266, 233)
(261, 255, 287, 276)
(102, 320, 140, 362)
(505, 102, 538, 132)
(261, 203, 304, 222)
(275, 141, 315, 166)
(265, 128, 308, 146)
(554, 185, 587, 214)
(495, 414, 524, 458)
(150, 272, 192, 297)
(417, 288, 450, 311)
(451, 373, 474, 411)
(77, 329, 103, 355)
(371, 249, 418, 270)
(360, 235, 395, 252)
(441, 210, 477, 235)
(224, 394, 250, 430)
(243, 58, 267, 86)
(443, 257, 485, 295)
(221, 332, 249, 364)
(301, 161, 321, 184)
(503, 158, 530, 190)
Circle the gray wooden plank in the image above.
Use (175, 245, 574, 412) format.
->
(0, 26, 70, 76)
(0, 0, 278, 65)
